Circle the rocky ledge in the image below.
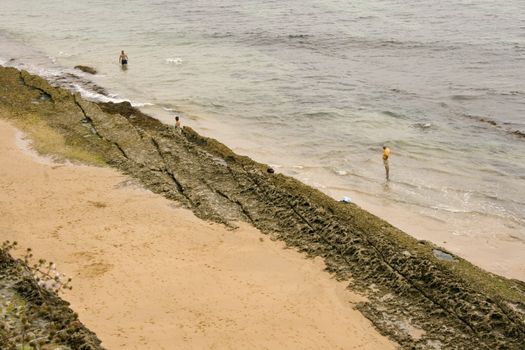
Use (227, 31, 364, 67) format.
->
(1, 66, 524, 349)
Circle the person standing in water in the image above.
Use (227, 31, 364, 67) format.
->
(382, 145, 391, 180)
(119, 50, 128, 66)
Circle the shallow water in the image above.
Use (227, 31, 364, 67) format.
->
(1, 0, 524, 276)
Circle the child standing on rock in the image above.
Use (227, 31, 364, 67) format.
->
(174, 115, 182, 134)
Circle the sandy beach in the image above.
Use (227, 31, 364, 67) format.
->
(0, 118, 397, 349)
(1, 65, 523, 349)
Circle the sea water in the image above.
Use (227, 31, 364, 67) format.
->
(1, 0, 524, 278)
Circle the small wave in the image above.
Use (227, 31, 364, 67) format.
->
(132, 102, 154, 107)
(72, 84, 125, 103)
(430, 205, 472, 214)
(411, 122, 433, 130)
(463, 114, 525, 141)
(288, 34, 310, 39)
(502, 90, 524, 96)
(210, 32, 233, 39)
(302, 111, 341, 119)
(57, 51, 72, 58)
(335, 170, 348, 176)
(463, 113, 499, 126)
(513, 44, 525, 52)
(417, 166, 461, 177)
(430, 204, 525, 226)
(165, 57, 183, 64)
(451, 94, 479, 101)
(511, 129, 525, 139)
(375, 39, 456, 51)
(381, 39, 404, 46)
(71, 84, 151, 107)
(383, 110, 407, 119)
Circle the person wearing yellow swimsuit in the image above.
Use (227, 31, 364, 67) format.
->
(382, 146, 391, 180)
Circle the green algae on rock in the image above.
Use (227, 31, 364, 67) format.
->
(0, 66, 524, 349)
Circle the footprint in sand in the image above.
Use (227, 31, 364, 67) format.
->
(69, 251, 113, 278)
(70, 251, 98, 262)
(49, 224, 63, 239)
(87, 200, 107, 208)
(80, 262, 113, 278)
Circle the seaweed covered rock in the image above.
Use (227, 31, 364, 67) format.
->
(74, 65, 97, 75)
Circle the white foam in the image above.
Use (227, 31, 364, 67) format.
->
(3, 57, 154, 109)
(5, 58, 64, 81)
(165, 57, 183, 64)
(72, 83, 124, 103)
(47, 55, 57, 64)
(57, 51, 72, 58)
(132, 102, 154, 107)
(71, 84, 153, 107)
(431, 204, 470, 214)
(336, 170, 348, 176)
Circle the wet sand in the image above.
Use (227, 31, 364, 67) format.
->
(0, 119, 396, 349)
(332, 189, 525, 281)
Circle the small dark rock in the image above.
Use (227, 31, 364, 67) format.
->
(512, 130, 525, 138)
(267, 167, 275, 174)
(74, 65, 97, 75)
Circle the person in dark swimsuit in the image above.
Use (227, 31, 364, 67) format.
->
(119, 50, 128, 65)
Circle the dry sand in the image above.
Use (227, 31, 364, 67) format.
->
(0, 119, 396, 349)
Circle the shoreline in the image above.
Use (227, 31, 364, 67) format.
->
(0, 119, 396, 349)
(0, 42, 523, 281)
(0, 26, 523, 282)
(1, 66, 524, 349)
(142, 104, 525, 282)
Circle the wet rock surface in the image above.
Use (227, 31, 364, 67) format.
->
(0, 249, 104, 350)
(1, 66, 525, 349)
(73, 65, 97, 75)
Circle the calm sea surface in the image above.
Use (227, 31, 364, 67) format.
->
(1, 1, 524, 276)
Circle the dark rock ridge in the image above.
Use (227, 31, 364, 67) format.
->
(74, 65, 97, 75)
(463, 113, 525, 140)
(0, 248, 104, 350)
(1, 66, 525, 349)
